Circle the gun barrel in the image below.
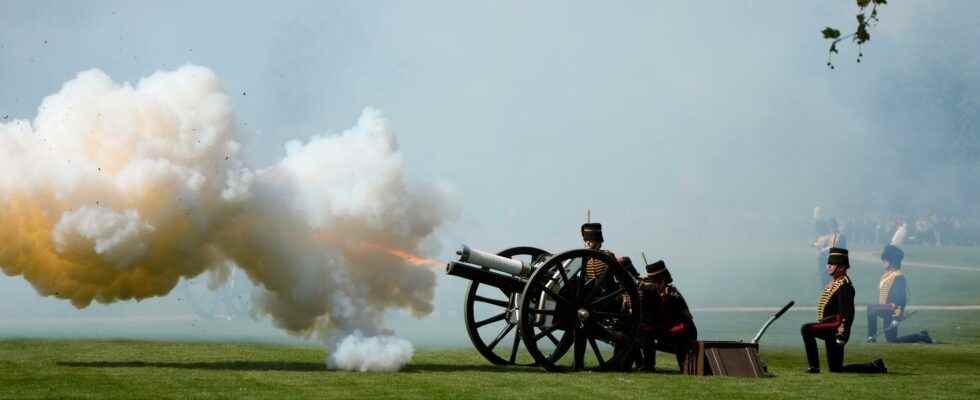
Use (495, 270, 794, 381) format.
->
(456, 245, 530, 276)
(446, 261, 525, 294)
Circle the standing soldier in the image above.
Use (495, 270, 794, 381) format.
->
(580, 221, 637, 310)
(581, 222, 637, 278)
(866, 245, 933, 343)
(579, 220, 638, 370)
(580, 221, 639, 278)
(800, 248, 887, 373)
(581, 222, 609, 279)
(637, 260, 697, 372)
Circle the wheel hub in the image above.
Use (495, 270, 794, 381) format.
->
(577, 308, 590, 322)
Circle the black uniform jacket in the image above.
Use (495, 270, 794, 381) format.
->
(819, 277, 855, 342)
(640, 284, 696, 338)
(883, 274, 908, 310)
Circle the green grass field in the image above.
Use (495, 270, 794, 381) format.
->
(2, 340, 979, 399)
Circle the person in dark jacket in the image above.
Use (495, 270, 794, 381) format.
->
(866, 245, 933, 343)
(637, 260, 697, 372)
(801, 248, 886, 373)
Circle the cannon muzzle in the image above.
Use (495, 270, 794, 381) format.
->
(446, 261, 525, 294)
(456, 245, 532, 276)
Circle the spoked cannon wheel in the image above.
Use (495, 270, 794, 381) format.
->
(463, 246, 550, 366)
(518, 249, 641, 372)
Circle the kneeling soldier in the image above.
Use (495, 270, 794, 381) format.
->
(866, 245, 933, 343)
(638, 260, 697, 372)
(801, 248, 886, 373)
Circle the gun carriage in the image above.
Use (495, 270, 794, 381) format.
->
(447, 245, 641, 372)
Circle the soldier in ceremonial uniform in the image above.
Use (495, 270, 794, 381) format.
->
(801, 248, 887, 373)
(580, 221, 638, 307)
(866, 245, 933, 343)
(580, 221, 640, 371)
(581, 222, 613, 278)
(637, 260, 697, 372)
(582, 221, 640, 276)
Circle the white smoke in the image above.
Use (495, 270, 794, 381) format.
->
(0, 65, 454, 372)
(891, 222, 907, 246)
(327, 331, 415, 372)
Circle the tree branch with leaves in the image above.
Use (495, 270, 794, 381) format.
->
(823, 0, 888, 69)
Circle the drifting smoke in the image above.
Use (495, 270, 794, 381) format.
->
(0, 65, 455, 371)
(328, 331, 415, 372)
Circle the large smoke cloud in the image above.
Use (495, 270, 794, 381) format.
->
(0, 65, 454, 371)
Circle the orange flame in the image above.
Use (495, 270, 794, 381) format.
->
(313, 232, 442, 269)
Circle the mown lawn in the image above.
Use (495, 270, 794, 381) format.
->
(1, 339, 979, 399)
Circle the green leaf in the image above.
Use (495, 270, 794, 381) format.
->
(873, 0, 888, 5)
(857, 0, 871, 7)
(822, 27, 842, 39)
(855, 25, 871, 44)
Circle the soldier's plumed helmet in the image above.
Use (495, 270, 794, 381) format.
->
(827, 247, 849, 268)
(881, 245, 904, 268)
(645, 260, 673, 283)
(581, 223, 603, 242)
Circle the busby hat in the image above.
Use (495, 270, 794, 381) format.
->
(826, 247, 849, 268)
(581, 223, 603, 242)
(881, 245, 904, 268)
(645, 260, 673, 283)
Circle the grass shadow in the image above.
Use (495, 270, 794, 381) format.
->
(57, 361, 714, 375)
(57, 360, 325, 372)
(403, 363, 546, 373)
(402, 363, 685, 374)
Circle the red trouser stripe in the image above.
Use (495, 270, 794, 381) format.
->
(805, 314, 842, 334)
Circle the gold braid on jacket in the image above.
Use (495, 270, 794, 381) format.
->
(817, 275, 850, 321)
(878, 270, 903, 304)
(585, 258, 608, 281)
(584, 256, 633, 312)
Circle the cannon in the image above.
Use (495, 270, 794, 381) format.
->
(447, 245, 641, 371)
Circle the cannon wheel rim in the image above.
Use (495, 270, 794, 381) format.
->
(518, 248, 641, 372)
(463, 246, 550, 366)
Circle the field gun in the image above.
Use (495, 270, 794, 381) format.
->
(445, 246, 549, 366)
(447, 245, 642, 372)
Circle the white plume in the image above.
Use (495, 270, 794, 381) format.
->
(0, 65, 454, 371)
(327, 332, 415, 372)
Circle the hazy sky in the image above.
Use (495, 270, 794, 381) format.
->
(1, 1, 977, 342)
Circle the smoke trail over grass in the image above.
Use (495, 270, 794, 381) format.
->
(328, 331, 415, 372)
(0, 65, 455, 371)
